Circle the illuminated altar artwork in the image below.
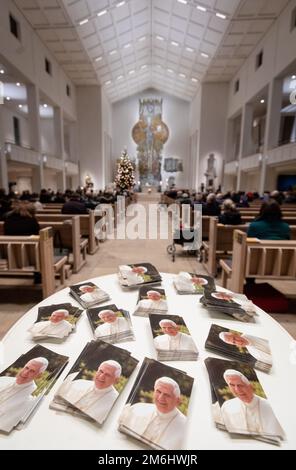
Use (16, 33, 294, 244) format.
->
(132, 99, 169, 186)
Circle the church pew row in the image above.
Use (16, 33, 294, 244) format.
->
(202, 217, 296, 277)
(0, 217, 87, 275)
(220, 230, 296, 293)
(0, 227, 66, 298)
(36, 212, 101, 255)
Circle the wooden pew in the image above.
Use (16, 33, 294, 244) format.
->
(220, 230, 296, 293)
(38, 216, 87, 273)
(36, 212, 100, 255)
(202, 218, 248, 276)
(241, 215, 296, 225)
(0, 227, 65, 298)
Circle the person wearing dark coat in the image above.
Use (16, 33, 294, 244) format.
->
(218, 199, 242, 225)
(4, 202, 40, 236)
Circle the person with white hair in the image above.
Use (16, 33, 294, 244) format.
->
(94, 310, 129, 339)
(0, 357, 48, 433)
(135, 290, 167, 315)
(58, 360, 121, 424)
(28, 309, 73, 339)
(79, 284, 105, 305)
(154, 320, 197, 353)
(221, 369, 284, 437)
(119, 376, 186, 449)
(219, 332, 272, 366)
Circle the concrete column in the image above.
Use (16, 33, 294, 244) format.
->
(236, 104, 253, 191)
(32, 165, 44, 193)
(241, 103, 254, 158)
(27, 84, 43, 191)
(258, 78, 283, 195)
(266, 78, 283, 150)
(76, 86, 103, 190)
(0, 106, 8, 191)
(53, 106, 66, 191)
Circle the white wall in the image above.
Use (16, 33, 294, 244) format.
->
(40, 118, 56, 156)
(76, 86, 103, 189)
(198, 83, 229, 189)
(0, 0, 77, 120)
(228, 0, 296, 119)
(101, 88, 112, 186)
(112, 88, 190, 188)
(189, 88, 202, 189)
(1, 105, 30, 148)
(44, 168, 59, 192)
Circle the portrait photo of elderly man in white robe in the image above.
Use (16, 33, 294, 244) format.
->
(0, 357, 48, 433)
(59, 360, 121, 424)
(79, 285, 105, 304)
(219, 332, 272, 366)
(136, 290, 167, 314)
(94, 310, 129, 339)
(221, 369, 284, 437)
(28, 309, 73, 339)
(119, 376, 186, 449)
(120, 265, 147, 285)
(154, 320, 197, 353)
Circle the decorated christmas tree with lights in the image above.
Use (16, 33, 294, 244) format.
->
(114, 149, 135, 191)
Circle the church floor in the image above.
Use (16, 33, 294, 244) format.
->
(1, 193, 296, 339)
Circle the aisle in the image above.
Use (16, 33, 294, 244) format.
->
(1, 195, 296, 339)
(0, 194, 203, 338)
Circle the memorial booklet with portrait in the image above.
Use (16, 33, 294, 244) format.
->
(200, 289, 257, 322)
(118, 262, 162, 288)
(205, 324, 272, 372)
(28, 303, 83, 341)
(86, 303, 135, 343)
(53, 340, 138, 426)
(205, 357, 285, 445)
(118, 357, 194, 450)
(174, 272, 215, 295)
(0, 344, 69, 433)
(148, 313, 198, 361)
(134, 286, 168, 317)
(69, 281, 110, 308)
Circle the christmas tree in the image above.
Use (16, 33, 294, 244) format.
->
(114, 149, 135, 191)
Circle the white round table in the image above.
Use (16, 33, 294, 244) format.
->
(1, 273, 296, 450)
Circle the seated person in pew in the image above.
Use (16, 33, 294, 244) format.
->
(4, 201, 40, 236)
(62, 193, 88, 215)
(218, 199, 242, 225)
(247, 201, 290, 240)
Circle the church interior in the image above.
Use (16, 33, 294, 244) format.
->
(0, 0, 296, 451)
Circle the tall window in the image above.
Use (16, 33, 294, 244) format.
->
(291, 6, 296, 31)
(66, 84, 71, 97)
(234, 79, 240, 94)
(45, 58, 52, 75)
(13, 116, 21, 146)
(256, 50, 263, 70)
(9, 13, 20, 40)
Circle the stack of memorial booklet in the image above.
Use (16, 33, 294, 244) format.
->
(205, 324, 272, 372)
(118, 357, 194, 450)
(148, 313, 198, 361)
(0, 344, 68, 434)
(69, 281, 110, 308)
(134, 286, 168, 317)
(205, 357, 285, 445)
(118, 262, 162, 288)
(200, 289, 257, 322)
(174, 272, 215, 294)
(28, 303, 83, 342)
(50, 340, 138, 427)
(86, 304, 135, 343)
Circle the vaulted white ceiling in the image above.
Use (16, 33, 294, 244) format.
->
(14, 0, 290, 103)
